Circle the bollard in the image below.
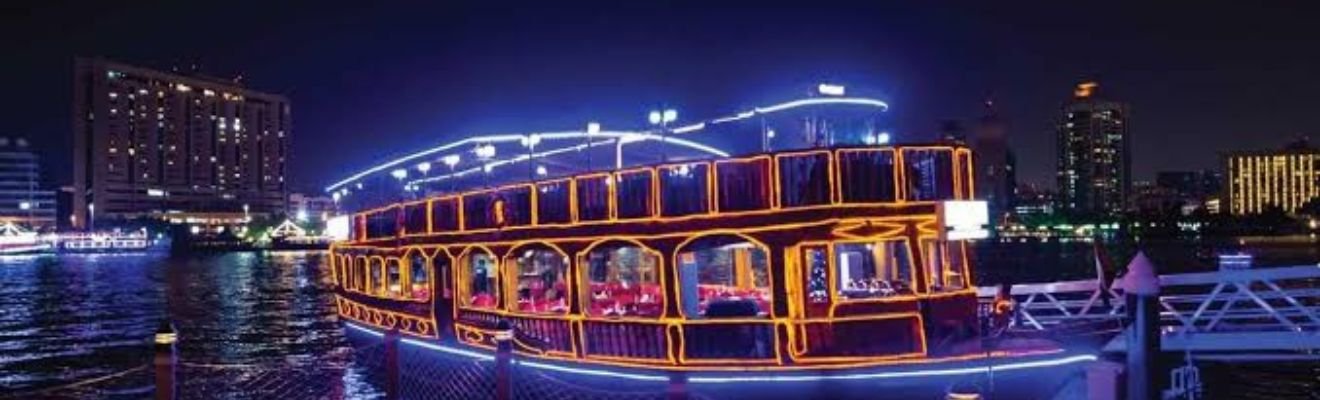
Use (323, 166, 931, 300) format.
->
(384, 327, 400, 400)
(495, 319, 513, 400)
(1120, 252, 1160, 400)
(667, 370, 689, 400)
(153, 321, 177, 400)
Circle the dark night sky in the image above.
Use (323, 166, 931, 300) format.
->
(3, 1, 1318, 192)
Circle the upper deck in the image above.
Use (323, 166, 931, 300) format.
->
(348, 144, 974, 245)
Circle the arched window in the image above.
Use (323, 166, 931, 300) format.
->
(370, 258, 387, 297)
(509, 246, 569, 314)
(462, 249, 500, 309)
(386, 258, 404, 297)
(677, 236, 772, 319)
(583, 242, 662, 318)
(355, 257, 368, 292)
(407, 251, 431, 300)
(834, 240, 914, 300)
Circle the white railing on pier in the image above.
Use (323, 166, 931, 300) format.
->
(978, 265, 1320, 353)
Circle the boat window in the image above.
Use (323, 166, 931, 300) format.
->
(366, 209, 398, 239)
(902, 148, 956, 201)
(408, 252, 431, 301)
(584, 244, 662, 318)
(463, 193, 498, 230)
(659, 163, 710, 217)
(536, 180, 571, 224)
(430, 197, 460, 232)
(922, 240, 968, 292)
(403, 202, 428, 235)
(354, 257, 368, 292)
(716, 158, 772, 212)
(777, 152, 832, 208)
(462, 250, 500, 310)
(677, 237, 771, 319)
(615, 170, 655, 219)
(833, 240, 914, 300)
(511, 248, 569, 314)
(837, 149, 898, 203)
(576, 175, 611, 221)
(386, 258, 404, 297)
(370, 258, 386, 296)
(801, 246, 831, 309)
(498, 186, 534, 226)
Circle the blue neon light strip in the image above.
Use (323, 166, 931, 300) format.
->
(342, 322, 1096, 384)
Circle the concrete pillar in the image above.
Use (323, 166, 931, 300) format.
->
(384, 328, 400, 400)
(495, 319, 513, 400)
(1119, 252, 1161, 400)
(153, 321, 177, 400)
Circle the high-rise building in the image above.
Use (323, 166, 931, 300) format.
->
(971, 100, 1015, 220)
(72, 58, 290, 229)
(0, 137, 56, 230)
(1056, 82, 1130, 217)
(1225, 139, 1320, 215)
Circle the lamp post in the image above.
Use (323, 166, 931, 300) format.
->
(521, 134, 541, 181)
(648, 108, 677, 162)
(442, 154, 461, 193)
(416, 162, 431, 195)
(475, 144, 496, 188)
(586, 122, 600, 172)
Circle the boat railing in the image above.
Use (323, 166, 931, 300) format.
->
(350, 145, 974, 242)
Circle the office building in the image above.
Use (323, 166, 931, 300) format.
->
(72, 58, 290, 229)
(1225, 139, 1320, 215)
(1056, 82, 1131, 217)
(0, 138, 57, 230)
(971, 100, 1016, 220)
(287, 192, 339, 222)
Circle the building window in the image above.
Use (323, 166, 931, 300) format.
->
(511, 247, 569, 314)
(677, 236, 771, 319)
(584, 243, 662, 318)
(922, 240, 967, 292)
(834, 240, 913, 300)
(386, 258, 403, 297)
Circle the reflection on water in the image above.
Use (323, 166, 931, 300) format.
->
(0, 251, 371, 394)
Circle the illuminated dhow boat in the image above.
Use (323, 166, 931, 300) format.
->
(327, 94, 1089, 385)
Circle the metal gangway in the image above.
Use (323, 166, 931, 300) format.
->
(977, 263, 1320, 360)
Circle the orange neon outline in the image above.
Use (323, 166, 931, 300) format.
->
(454, 245, 502, 312)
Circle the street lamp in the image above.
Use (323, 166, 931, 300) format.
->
(521, 134, 541, 180)
(586, 122, 601, 172)
(442, 154, 461, 192)
(649, 108, 677, 162)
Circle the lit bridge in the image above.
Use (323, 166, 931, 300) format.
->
(977, 263, 1320, 361)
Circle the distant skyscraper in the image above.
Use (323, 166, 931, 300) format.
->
(1056, 82, 1131, 217)
(0, 137, 56, 230)
(1225, 139, 1320, 215)
(971, 100, 1015, 220)
(72, 58, 290, 229)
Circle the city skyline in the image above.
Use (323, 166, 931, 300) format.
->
(3, 2, 1319, 191)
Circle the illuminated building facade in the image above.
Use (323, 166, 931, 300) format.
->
(0, 137, 56, 230)
(1226, 142, 1320, 215)
(72, 58, 290, 229)
(1056, 82, 1130, 217)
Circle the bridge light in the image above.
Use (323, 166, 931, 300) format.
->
(663, 109, 677, 123)
(536, 165, 548, 176)
(587, 122, 600, 135)
(474, 144, 496, 159)
(877, 132, 891, 144)
(416, 162, 431, 173)
(391, 169, 408, 180)
(648, 111, 662, 125)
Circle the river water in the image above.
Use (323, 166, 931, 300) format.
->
(0, 248, 1315, 398)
